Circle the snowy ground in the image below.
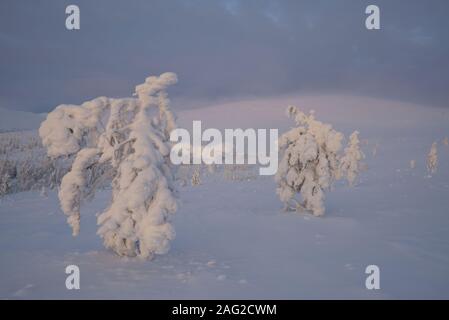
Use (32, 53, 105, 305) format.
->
(1, 95, 449, 299)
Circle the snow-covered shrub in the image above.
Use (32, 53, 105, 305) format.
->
(410, 160, 416, 169)
(275, 106, 360, 216)
(427, 142, 438, 174)
(0, 173, 11, 195)
(339, 131, 364, 186)
(39, 73, 179, 259)
(372, 143, 379, 157)
(0, 158, 14, 195)
(191, 166, 201, 186)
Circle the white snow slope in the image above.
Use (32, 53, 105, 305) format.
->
(1, 95, 449, 299)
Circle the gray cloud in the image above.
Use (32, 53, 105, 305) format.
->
(1, 0, 449, 112)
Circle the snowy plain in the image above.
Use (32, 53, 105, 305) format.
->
(1, 94, 449, 299)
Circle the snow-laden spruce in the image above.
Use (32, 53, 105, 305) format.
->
(275, 106, 362, 216)
(339, 131, 364, 186)
(39, 73, 179, 259)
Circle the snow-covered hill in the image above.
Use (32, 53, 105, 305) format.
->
(0, 107, 45, 132)
(1, 95, 449, 299)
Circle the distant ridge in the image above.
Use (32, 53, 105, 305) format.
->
(0, 107, 46, 132)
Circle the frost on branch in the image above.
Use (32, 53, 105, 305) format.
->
(275, 106, 361, 216)
(339, 131, 364, 186)
(39, 73, 179, 259)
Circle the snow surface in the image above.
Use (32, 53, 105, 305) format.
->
(1, 94, 449, 299)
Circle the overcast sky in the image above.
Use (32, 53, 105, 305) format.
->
(1, 0, 449, 112)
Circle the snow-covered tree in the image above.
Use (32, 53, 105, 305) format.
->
(372, 143, 379, 157)
(0, 173, 10, 195)
(39, 73, 179, 259)
(191, 166, 201, 186)
(443, 137, 449, 147)
(427, 141, 438, 174)
(410, 159, 416, 169)
(339, 131, 364, 186)
(275, 106, 345, 216)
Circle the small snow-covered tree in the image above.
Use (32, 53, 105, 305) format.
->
(39, 73, 179, 259)
(443, 137, 449, 147)
(427, 141, 438, 174)
(0, 173, 10, 195)
(372, 143, 379, 157)
(410, 159, 416, 169)
(275, 106, 345, 216)
(339, 131, 364, 186)
(191, 166, 201, 186)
